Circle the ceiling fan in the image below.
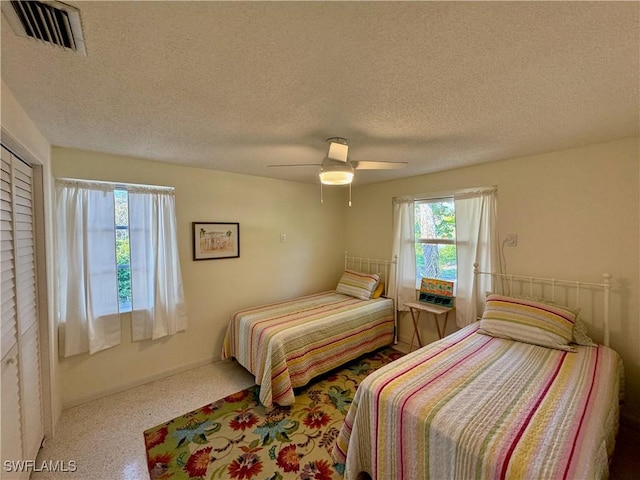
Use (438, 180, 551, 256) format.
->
(268, 137, 408, 186)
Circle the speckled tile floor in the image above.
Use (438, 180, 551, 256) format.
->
(32, 359, 638, 480)
(32, 360, 254, 480)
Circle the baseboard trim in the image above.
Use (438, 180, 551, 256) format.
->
(62, 356, 219, 409)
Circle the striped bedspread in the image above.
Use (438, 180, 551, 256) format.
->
(333, 322, 623, 480)
(222, 291, 394, 407)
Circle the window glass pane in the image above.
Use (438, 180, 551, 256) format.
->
(415, 198, 457, 288)
(114, 190, 131, 312)
(415, 200, 455, 240)
(114, 190, 128, 227)
(416, 243, 457, 282)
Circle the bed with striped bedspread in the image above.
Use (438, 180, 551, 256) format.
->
(333, 322, 623, 480)
(221, 291, 395, 407)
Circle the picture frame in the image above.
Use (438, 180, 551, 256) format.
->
(192, 222, 240, 260)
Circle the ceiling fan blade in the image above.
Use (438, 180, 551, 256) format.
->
(352, 161, 408, 170)
(267, 163, 321, 168)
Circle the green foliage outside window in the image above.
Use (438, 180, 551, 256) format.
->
(428, 202, 455, 239)
(415, 200, 457, 283)
(115, 190, 131, 309)
(116, 234, 131, 304)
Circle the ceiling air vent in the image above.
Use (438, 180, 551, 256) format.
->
(1, 0, 86, 55)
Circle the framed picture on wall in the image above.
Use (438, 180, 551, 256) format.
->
(192, 222, 240, 260)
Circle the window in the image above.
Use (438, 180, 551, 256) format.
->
(414, 198, 457, 287)
(391, 188, 497, 327)
(114, 189, 131, 312)
(56, 179, 187, 357)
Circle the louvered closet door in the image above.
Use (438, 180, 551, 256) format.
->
(0, 149, 17, 366)
(14, 158, 44, 463)
(1, 148, 23, 479)
(1, 146, 43, 480)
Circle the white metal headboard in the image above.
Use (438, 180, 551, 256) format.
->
(345, 252, 399, 343)
(473, 263, 612, 347)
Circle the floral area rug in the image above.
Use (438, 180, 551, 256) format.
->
(144, 347, 403, 480)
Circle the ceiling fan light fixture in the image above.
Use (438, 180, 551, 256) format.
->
(319, 161, 354, 185)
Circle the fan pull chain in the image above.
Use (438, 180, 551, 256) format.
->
(320, 182, 354, 206)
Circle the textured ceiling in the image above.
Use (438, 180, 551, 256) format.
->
(1, 1, 638, 185)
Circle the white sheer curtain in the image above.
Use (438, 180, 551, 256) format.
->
(454, 188, 499, 327)
(388, 196, 416, 311)
(129, 187, 187, 341)
(56, 180, 121, 356)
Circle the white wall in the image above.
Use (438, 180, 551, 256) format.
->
(52, 148, 348, 407)
(346, 137, 640, 424)
(51, 138, 640, 426)
(1, 82, 50, 162)
(1, 81, 59, 434)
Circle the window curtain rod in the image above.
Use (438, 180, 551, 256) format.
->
(56, 177, 174, 194)
(393, 186, 497, 204)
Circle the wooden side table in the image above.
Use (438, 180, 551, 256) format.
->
(405, 300, 455, 351)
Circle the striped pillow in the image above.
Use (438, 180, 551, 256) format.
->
(478, 294, 577, 351)
(336, 269, 380, 300)
(485, 291, 595, 346)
